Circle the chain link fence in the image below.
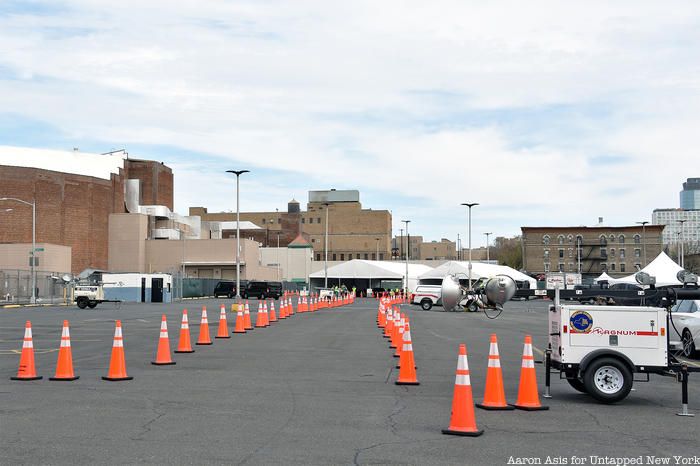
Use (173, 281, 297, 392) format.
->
(0, 269, 71, 304)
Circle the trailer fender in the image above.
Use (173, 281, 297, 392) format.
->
(579, 349, 635, 374)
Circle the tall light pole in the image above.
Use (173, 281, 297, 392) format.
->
(484, 232, 492, 262)
(636, 221, 648, 267)
(323, 202, 330, 288)
(457, 233, 460, 260)
(461, 203, 479, 291)
(226, 170, 249, 299)
(1, 197, 36, 304)
(678, 219, 687, 268)
(399, 228, 404, 260)
(401, 220, 411, 294)
(276, 232, 281, 281)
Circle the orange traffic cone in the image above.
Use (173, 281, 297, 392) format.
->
(216, 304, 230, 338)
(384, 309, 394, 338)
(394, 315, 405, 358)
(152, 314, 176, 365)
(255, 302, 266, 328)
(390, 309, 401, 349)
(279, 299, 287, 319)
(51, 320, 79, 381)
(11, 321, 41, 381)
(196, 307, 212, 345)
(511, 335, 549, 411)
(102, 320, 133, 381)
(268, 301, 277, 322)
(442, 344, 482, 436)
(233, 303, 246, 334)
(476, 334, 513, 410)
(244, 301, 253, 330)
(174, 310, 194, 353)
(395, 322, 419, 385)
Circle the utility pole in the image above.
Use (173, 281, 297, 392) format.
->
(461, 203, 479, 291)
(678, 219, 687, 268)
(484, 232, 492, 262)
(401, 220, 411, 295)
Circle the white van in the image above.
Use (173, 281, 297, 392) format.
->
(411, 285, 442, 310)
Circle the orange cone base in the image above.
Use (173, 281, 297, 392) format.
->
(441, 428, 483, 437)
(215, 335, 231, 339)
(11, 375, 42, 381)
(233, 330, 246, 334)
(395, 381, 420, 386)
(476, 403, 514, 411)
(196, 342, 213, 345)
(49, 376, 80, 381)
(174, 349, 195, 353)
(151, 361, 176, 365)
(396, 364, 416, 369)
(393, 353, 400, 358)
(102, 376, 134, 381)
(509, 403, 549, 411)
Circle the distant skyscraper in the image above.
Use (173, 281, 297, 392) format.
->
(680, 177, 700, 209)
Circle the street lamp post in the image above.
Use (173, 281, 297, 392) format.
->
(1, 197, 36, 304)
(226, 170, 250, 299)
(324, 202, 330, 288)
(678, 219, 687, 268)
(401, 220, 411, 295)
(636, 221, 648, 267)
(461, 203, 479, 291)
(484, 232, 492, 262)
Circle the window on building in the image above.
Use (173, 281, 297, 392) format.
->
(602, 263, 608, 271)
(278, 218, 281, 224)
(609, 234, 615, 243)
(317, 218, 321, 223)
(619, 234, 625, 244)
(601, 247, 607, 258)
(559, 248, 564, 258)
(634, 234, 641, 244)
(543, 235, 550, 245)
(262, 218, 266, 224)
(544, 263, 550, 273)
(311, 238, 315, 243)
(371, 253, 376, 260)
(301, 218, 305, 224)
(620, 263, 626, 273)
(340, 253, 344, 260)
(558, 235, 565, 245)
(316, 253, 321, 261)
(364, 253, 368, 259)
(332, 253, 336, 260)
(569, 263, 575, 272)
(379, 253, 384, 260)
(558, 263, 564, 272)
(611, 263, 616, 271)
(600, 235, 607, 246)
(308, 218, 313, 224)
(634, 248, 640, 258)
(610, 248, 615, 258)
(619, 248, 625, 259)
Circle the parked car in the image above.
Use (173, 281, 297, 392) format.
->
(411, 285, 442, 310)
(213, 281, 237, 298)
(669, 299, 700, 358)
(241, 281, 282, 300)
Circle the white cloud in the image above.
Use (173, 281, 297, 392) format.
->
(1, 0, 700, 240)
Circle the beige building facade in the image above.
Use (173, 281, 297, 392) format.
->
(0, 243, 72, 273)
(521, 224, 665, 277)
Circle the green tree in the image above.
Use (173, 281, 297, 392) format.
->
(491, 236, 523, 270)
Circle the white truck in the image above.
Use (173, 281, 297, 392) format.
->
(411, 285, 442, 310)
(73, 284, 121, 309)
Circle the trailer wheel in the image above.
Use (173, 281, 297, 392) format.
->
(682, 330, 698, 358)
(420, 299, 433, 311)
(583, 357, 632, 403)
(87, 301, 98, 309)
(467, 302, 479, 312)
(77, 297, 88, 309)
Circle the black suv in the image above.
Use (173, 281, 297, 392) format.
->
(242, 281, 282, 300)
(213, 281, 237, 298)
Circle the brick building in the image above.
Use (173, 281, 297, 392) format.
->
(521, 222, 665, 277)
(0, 147, 173, 273)
(191, 189, 392, 262)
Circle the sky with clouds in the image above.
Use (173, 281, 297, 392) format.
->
(1, 1, 699, 245)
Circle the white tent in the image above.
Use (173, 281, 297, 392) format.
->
(417, 261, 537, 288)
(309, 260, 434, 290)
(594, 272, 614, 283)
(608, 252, 684, 287)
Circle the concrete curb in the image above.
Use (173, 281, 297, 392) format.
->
(2, 303, 69, 309)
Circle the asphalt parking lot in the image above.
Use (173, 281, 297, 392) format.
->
(1, 298, 698, 465)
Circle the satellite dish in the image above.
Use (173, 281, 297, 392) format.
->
(441, 275, 465, 311)
(484, 275, 517, 306)
(635, 271, 655, 286)
(62, 274, 72, 283)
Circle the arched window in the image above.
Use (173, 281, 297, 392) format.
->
(543, 235, 550, 245)
(600, 235, 607, 246)
(634, 234, 641, 244)
(619, 234, 625, 244)
(609, 234, 615, 243)
(558, 235, 565, 245)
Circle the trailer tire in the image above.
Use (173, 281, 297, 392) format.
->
(77, 297, 88, 309)
(583, 357, 632, 404)
(467, 302, 479, 312)
(87, 301, 98, 309)
(420, 299, 433, 311)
